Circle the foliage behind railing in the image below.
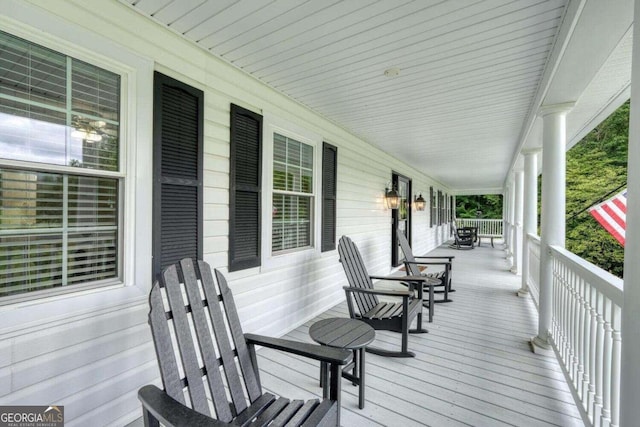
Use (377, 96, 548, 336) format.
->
(549, 245, 623, 427)
(454, 218, 503, 236)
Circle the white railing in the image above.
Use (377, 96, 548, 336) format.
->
(526, 233, 540, 306)
(455, 218, 503, 237)
(549, 246, 623, 427)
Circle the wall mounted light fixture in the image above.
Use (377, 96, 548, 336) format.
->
(384, 186, 400, 209)
(414, 193, 426, 211)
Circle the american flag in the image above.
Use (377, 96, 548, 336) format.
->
(588, 189, 627, 246)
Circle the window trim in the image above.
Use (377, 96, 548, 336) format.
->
(0, 7, 153, 322)
(261, 114, 322, 270)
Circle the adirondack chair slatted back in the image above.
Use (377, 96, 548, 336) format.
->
(396, 232, 422, 277)
(148, 258, 261, 421)
(338, 236, 378, 315)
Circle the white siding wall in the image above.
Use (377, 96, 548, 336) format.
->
(0, 1, 452, 425)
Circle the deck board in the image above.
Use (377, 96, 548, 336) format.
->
(257, 243, 583, 427)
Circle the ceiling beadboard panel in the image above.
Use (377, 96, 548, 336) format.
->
(123, 0, 572, 191)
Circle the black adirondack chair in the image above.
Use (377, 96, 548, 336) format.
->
(338, 236, 432, 358)
(138, 258, 352, 427)
(396, 231, 455, 304)
(450, 224, 475, 250)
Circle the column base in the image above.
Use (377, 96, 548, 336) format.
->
(510, 266, 519, 274)
(517, 287, 529, 297)
(530, 335, 553, 355)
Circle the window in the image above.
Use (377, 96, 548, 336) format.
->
(0, 30, 122, 299)
(272, 133, 314, 253)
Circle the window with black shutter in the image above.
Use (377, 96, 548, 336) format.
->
(152, 72, 203, 280)
(321, 142, 337, 252)
(229, 104, 262, 271)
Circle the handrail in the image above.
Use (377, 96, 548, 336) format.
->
(455, 218, 503, 236)
(548, 245, 623, 305)
(547, 244, 622, 426)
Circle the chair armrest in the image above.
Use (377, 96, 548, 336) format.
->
(414, 255, 454, 261)
(244, 334, 351, 365)
(369, 274, 429, 282)
(404, 260, 451, 266)
(342, 286, 413, 297)
(138, 385, 228, 427)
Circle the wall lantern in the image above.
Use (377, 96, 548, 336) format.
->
(414, 193, 426, 211)
(385, 186, 400, 209)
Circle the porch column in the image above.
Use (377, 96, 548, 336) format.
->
(518, 150, 539, 296)
(503, 184, 510, 251)
(511, 170, 524, 274)
(531, 102, 573, 353)
(620, 0, 640, 422)
(508, 174, 516, 265)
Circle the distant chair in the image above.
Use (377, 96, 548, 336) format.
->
(450, 224, 475, 250)
(138, 258, 351, 427)
(338, 236, 432, 358)
(396, 231, 455, 303)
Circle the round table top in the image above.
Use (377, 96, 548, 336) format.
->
(309, 318, 375, 350)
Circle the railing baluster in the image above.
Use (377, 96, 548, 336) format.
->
(577, 277, 586, 401)
(610, 304, 621, 427)
(582, 281, 592, 405)
(601, 298, 612, 427)
(589, 284, 598, 421)
(571, 271, 580, 383)
(594, 292, 604, 424)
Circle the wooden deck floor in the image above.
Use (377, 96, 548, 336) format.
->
(256, 243, 583, 427)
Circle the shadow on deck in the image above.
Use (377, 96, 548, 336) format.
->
(257, 243, 583, 427)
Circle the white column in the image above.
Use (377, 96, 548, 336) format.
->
(507, 175, 516, 265)
(620, 0, 640, 422)
(519, 151, 539, 296)
(531, 102, 574, 353)
(511, 170, 524, 274)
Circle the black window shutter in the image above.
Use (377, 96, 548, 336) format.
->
(152, 72, 203, 280)
(321, 142, 338, 252)
(430, 186, 434, 228)
(229, 104, 262, 271)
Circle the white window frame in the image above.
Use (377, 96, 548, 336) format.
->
(0, 4, 153, 331)
(261, 114, 322, 270)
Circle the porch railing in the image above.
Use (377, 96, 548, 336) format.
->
(549, 245, 623, 427)
(526, 233, 541, 306)
(454, 218, 503, 236)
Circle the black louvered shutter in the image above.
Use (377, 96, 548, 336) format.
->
(321, 142, 338, 252)
(152, 73, 203, 280)
(430, 186, 434, 228)
(229, 104, 262, 271)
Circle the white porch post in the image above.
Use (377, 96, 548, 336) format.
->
(503, 184, 510, 251)
(620, 0, 640, 423)
(518, 151, 538, 296)
(511, 170, 524, 274)
(531, 103, 573, 353)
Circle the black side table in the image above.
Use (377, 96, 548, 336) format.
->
(309, 317, 375, 409)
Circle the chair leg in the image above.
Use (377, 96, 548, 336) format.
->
(143, 409, 160, 427)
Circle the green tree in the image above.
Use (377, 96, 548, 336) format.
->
(565, 100, 628, 277)
(455, 195, 503, 218)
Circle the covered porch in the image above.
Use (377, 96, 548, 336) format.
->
(1, 1, 640, 426)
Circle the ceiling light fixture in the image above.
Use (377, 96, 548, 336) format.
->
(384, 67, 400, 77)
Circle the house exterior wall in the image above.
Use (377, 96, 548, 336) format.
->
(0, 1, 451, 425)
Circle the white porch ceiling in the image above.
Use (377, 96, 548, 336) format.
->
(121, 0, 632, 194)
